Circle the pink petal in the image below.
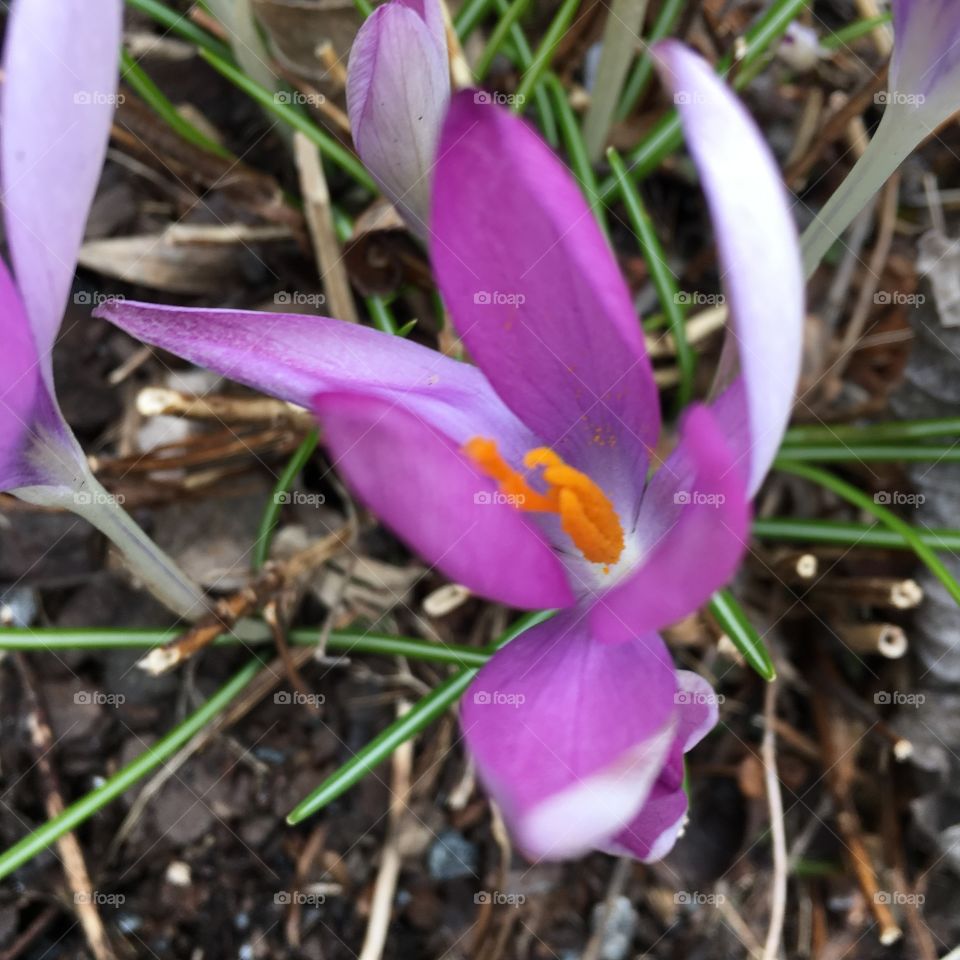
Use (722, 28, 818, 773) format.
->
(431, 93, 660, 498)
(313, 391, 573, 609)
(461, 609, 677, 859)
(347, 2, 449, 236)
(1, 0, 123, 373)
(590, 404, 749, 641)
(652, 41, 804, 495)
(95, 300, 536, 459)
(0, 260, 41, 486)
(606, 671, 719, 861)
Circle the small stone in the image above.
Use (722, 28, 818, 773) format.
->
(116, 914, 142, 935)
(590, 896, 638, 960)
(165, 861, 191, 887)
(427, 829, 478, 882)
(0, 586, 37, 627)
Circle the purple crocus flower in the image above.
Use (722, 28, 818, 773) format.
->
(802, 0, 960, 274)
(97, 42, 803, 860)
(0, 0, 205, 619)
(346, 0, 449, 237)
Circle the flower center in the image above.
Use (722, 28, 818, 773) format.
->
(464, 437, 625, 567)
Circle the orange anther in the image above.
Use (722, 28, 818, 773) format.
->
(465, 437, 624, 565)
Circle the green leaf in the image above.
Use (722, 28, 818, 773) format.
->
(708, 589, 776, 681)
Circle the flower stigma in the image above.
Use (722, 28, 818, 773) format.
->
(464, 437, 625, 568)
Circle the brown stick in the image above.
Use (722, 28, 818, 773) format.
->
(137, 388, 312, 428)
(810, 648, 902, 945)
(812, 576, 923, 610)
(836, 622, 908, 659)
(13, 655, 117, 960)
(138, 527, 352, 675)
(293, 132, 360, 325)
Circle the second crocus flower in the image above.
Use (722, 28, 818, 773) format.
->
(0, 0, 206, 619)
(346, 0, 450, 237)
(801, 0, 960, 275)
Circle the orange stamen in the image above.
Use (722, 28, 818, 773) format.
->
(464, 437, 625, 566)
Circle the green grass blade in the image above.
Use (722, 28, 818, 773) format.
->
(597, 0, 809, 200)
(752, 517, 960, 552)
(286, 610, 553, 823)
(198, 48, 376, 191)
(776, 443, 960, 463)
(455, 0, 500, 39)
(252, 430, 319, 570)
(0, 627, 492, 666)
(822, 13, 891, 50)
(125, 0, 231, 57)
(120, 50, 232, 157)
(784, 417, 960, 445)
(709, 589, 776, 681)
(545, 73, 608, 234)
(476, 0, 531, 79)
(616, 0, 686, 120)
(0, 658, 264, 881)
(774, 459, 960, 608)
(607, 147, 695, 408)
(513, 0, 580, 113)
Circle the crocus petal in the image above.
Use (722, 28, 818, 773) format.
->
(590, 404, 749, 641)
(95, 300, 536, 459)
(396, 0, 447, 52)
(461, 609, 677, 860)
(0, 262, 42, 486)
(606, 670, 719, 861)
(652, 41, 804, 496)
(431, 93, 660, 501)
(346, 2, 449, 236)
(802, 0, 960, 276)
(1, 0, 123, 374)
(890, 0, 960, 112)
(313, 391, 573, 610)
